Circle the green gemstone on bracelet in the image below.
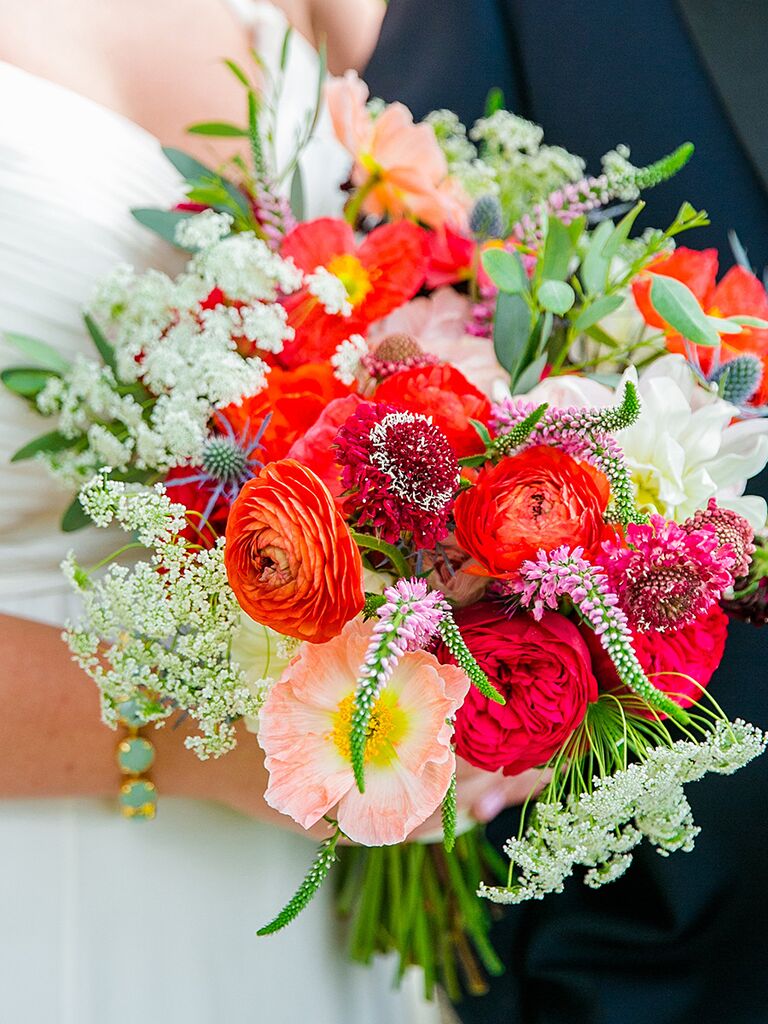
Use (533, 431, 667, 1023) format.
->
(117, 737, 155, 775)
(119, 779, 158, 820)
(116, 700, 144, 728)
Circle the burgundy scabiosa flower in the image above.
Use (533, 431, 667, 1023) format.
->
(598, 514, 736, 633)
(682, 498, 755, 578)
(334, 401, 460, 548)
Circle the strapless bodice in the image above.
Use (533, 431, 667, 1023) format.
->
(0, 59, 184, 624)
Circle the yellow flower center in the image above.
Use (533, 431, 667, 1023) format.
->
(326, 253, 374, 307)
(331, 691, 407, 767)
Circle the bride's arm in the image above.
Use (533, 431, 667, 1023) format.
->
(0, 613, 313, 831)
(272, 0, 385, 74)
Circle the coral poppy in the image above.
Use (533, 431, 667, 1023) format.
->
(219, 363, 351, 463)
(285, 393, 365, 502)
(279, 218, 426, 365)
(632, 247, 768, 401)
(453, 445, 615, 578)
(258, 618, 469, 845)
(325, 71, 469, 230)
(374, 363, 492, 458)
(225, 459, 364, 643)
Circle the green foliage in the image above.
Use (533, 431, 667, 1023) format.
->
(84, 314, 118, 374)
(11, 430, 77, 463)
(482, 248, 528, 294)
(442, 771, 457, 853)
(1, 367, 58, 399)
(538, 279, 575, 315)
(258, 826, 341, 935)
(493, 292, 532, 380)
(131, 209, 197, 251)
(186, 121, 248, 137)
(2, 332, 70, 373)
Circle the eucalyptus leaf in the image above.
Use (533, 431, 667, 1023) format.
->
(602, 201, 645, 260)
(84, 314, 118, 374)
(161, 147, 216, 183)
(132, 208, 196, 250)
(539, 215, 583, 282)
(289, 165, 305, 220)
(11, 430, 77, 463)
(2, 332, 70, 373)
(1, 367, 58, 398)
(729, 315, 768, 328)
(61, 496, 91, 533)
(708, 317, 742, 335)
(572, 294, 625, 332)
(187, 122, 249, 137)
(650, 275, 721, 347)
(512, 352, 548, 394)
(580, 219, 614, 295)
(482, 249, 528, 294)
(493, 292, 532, 377)
(538, 280, 575, 315)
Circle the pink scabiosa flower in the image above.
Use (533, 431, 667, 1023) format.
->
(257, 618, 469, 845)
(361, 332, 440, 382)
(334, 401, 460, 548)
(598, 515, 736, 633)
(682, 498, 755, 579)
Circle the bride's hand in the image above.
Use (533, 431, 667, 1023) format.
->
(404, 758, 551, 843)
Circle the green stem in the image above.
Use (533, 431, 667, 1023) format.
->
(350, 531, 411, 578)
(344, 173, 381, 226)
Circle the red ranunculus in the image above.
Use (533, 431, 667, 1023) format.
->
(279, 218, 426, 366)
(453, 445, 616, 577)
(374, 363, 491, 457)
(219, 363, 351, 463)
(435, 602, 598, 775)
(582, 603, 728, 717)
(632, 247, 768, 402)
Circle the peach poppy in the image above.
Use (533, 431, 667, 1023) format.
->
(326, 71, 469, 230)
(225, 459, 364, 643)
(279, 218, 426, 365)
(257, 618, 470, 845)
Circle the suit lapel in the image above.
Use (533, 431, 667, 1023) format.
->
(676, 0, 768, 197)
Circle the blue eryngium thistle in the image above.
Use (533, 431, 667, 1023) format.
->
(709, 354, 763, 406)
(166, 413, 271, 528)
(470, 195, 505, 241)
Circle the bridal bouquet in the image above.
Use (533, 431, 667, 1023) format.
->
(5, 53, 768, 1000)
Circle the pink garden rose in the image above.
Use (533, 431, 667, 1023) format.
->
(435, 602, 598, 775)
(583, 603, 728, 716)
(285, 393, 364, 504)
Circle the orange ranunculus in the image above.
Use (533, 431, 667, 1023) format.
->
(374, 363, 492, 458)
(219, 363, 351, 463)
(279, 218, 426, 366)
(632, 247, 768, 401)
(325, 71, 469, 230)
(225, 459, 364, 643)
(453, 445, 615, 578)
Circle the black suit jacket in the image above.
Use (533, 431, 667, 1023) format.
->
(365, 5, 768, 1021)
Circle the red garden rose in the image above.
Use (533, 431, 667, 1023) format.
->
(374, 363, 491, 457)
(582, 603, 728, 717)
(225, 459, 364, 643)
(453, 445, 616, 578)
(435, 602, 598, 775)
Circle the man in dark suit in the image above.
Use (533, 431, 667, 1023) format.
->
(365, 4, 768, 1022)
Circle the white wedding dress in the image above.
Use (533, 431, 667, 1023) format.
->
(0, 5, 439, 1022)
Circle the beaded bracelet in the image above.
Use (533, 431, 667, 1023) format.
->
(116, 701, 158, 820)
